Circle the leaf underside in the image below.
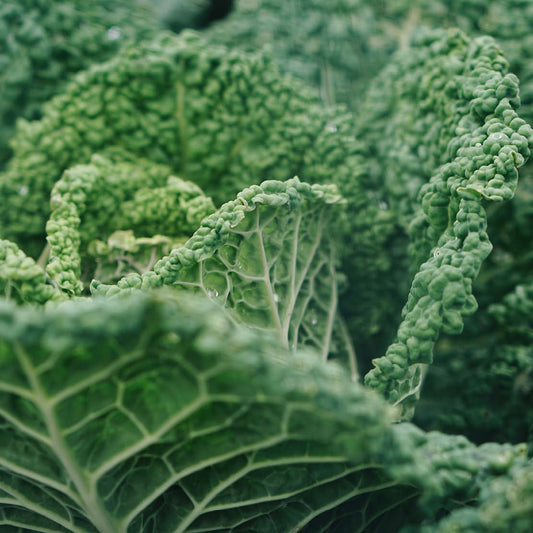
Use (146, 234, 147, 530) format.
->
(0, 292, 408, 533)
(94, 178, 358, 379)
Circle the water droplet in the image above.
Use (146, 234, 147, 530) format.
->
(378, 201, 388, 210)
(475, 142, 482, 147)
(273, 293, 280, 303)
(326, 122, 338, 133)
(489, 132, 504, 142)
(106, 26, 122, 41)
(207, 288, 219, 298)
(311, 317, 318, 326)
(18, 185, 29, 196)
(433, 248, 441, 258)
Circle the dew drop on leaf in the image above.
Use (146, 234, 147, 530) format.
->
(207, 288, 219, 298)
(106, 26, 122, 41)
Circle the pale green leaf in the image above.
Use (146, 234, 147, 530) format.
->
(92, 178, 357, 378)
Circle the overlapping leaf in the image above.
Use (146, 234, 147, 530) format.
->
(363, 30, 533, 417)
(92, 178, 357, 376)
(0, 290, 415, 532)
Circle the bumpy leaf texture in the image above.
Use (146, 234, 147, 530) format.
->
(361, 29, 532, 417)
(205, 0, 396, 110)
(413, 460, 533, 532)
(0, 30, 403, 369)
(201, 0, 533, 424)
(92, 178, 357, 377)
(45, 155, 215, 296)
(0, 239, 60, 305)
(0, 154, 215, 304)
(0, 0, 158, 166)
(415, 281, 533, 444)
(400, 1, 533, 443)
(205, 0, 533, 125)
(0, 31, 362, 247)
(0, 291, 529, 532)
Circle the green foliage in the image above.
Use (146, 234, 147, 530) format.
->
(413, 460, 533, 532)
(0, 30, 402, 365)
(204, 0, 533, 436)
(396, 425, 530, 522)
(0, 154, 217, 306)
(0, 239, 60, 304)
(1, 4, 533, 530)
(0, 0, 158, 166)
(0, 290, 529, 532)
(205, 0, 397, 109)
(1, 27, 530, 414)
(0, 154, 215, 303)
(45, 155, 214, 296)
(0, 289, 408, 532)
(205, 0, 533, 122)
(360, 29, 532, 417)
(363, 0, 533, 446)
(415, 282, 533, 445)
(408, 0, 533, 124)
(407, 22, 533, 445)
(0, 31, 351, 246)
(93, 177, 358, 376)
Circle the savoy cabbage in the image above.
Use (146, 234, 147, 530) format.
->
(0, 1, 533, 532)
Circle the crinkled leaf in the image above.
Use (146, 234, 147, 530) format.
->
(0, 239, 60, 305)
(92, 178, 357, 377)
(0, 0, 158, 164)
(45, 155, 215, 296)
(0, 28, 401, 372)
(363, 30, 533, 418)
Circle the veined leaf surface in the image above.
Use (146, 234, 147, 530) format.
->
(0, 291, 414, 532)
(92, 178, 358, 379)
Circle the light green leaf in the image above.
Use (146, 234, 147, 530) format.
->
(362, 30, 533, 418)
(92, 178, 357, 378)
(45, 155, 214, 296)
(0, 239, 61, 305)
